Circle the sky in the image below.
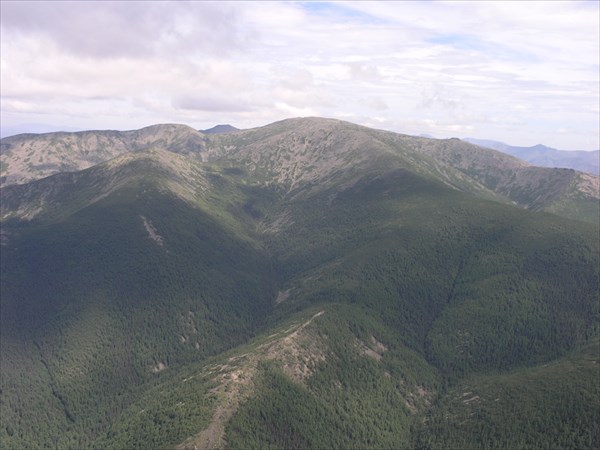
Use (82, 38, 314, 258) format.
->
(1, 1, 599, 150)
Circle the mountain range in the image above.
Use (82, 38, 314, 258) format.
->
(2, 119, 598, 223)
(1, 117, 598, 449)
(465, 137, 599, 176)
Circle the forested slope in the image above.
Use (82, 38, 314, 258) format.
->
(0, 118, 598, 449)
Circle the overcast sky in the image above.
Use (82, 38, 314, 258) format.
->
(1, 1, 599, 149)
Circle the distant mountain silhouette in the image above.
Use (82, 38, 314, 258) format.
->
(465, 138, 599, 175)
(201, 124, 239, 134)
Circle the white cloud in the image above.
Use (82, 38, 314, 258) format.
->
(1, 1, 598, 149)
(172, 95, 255, 113)
(1, 1, 252, 58)
(363, 97, 389, 111)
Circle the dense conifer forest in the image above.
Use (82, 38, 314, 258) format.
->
(1, 118, 598, 449)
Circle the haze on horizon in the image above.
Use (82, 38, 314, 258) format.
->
(1, 1, 599, 150)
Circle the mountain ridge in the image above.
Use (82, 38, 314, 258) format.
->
(1, 149, 209, 223)
(2, 118, 598, 223)
(0, 123, 207, 186)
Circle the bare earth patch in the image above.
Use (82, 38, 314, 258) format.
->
(151, 362, 167, 373)
(140, 215, 164, 246)
(463, 395, 480, 404)
(359, 335, 388, 362)
(275, 288, 291, 304)
(577, 173, 600, 198)
(176, 310, 326, 450)
(405, 385, 432, 412)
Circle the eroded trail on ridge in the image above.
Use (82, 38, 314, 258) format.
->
(176, 310, 326, 450)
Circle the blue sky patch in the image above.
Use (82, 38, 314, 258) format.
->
(297, 1, 388, 25)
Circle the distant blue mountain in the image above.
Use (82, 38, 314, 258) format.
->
(465, 138, 599, 176)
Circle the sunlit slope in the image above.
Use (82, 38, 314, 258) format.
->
(205, 118, 599, 223)
(0, 124, 206, 186)
(411, 136, 599, 223)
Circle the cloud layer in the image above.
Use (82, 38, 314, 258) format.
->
(1, 1, 598, 149)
